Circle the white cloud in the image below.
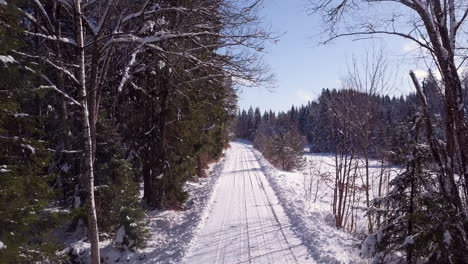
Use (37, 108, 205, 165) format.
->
(295, 89, 314, 102)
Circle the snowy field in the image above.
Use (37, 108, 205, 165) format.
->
(300, 153, 401, 236)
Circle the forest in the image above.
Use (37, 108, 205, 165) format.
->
(2, 0, 468, 263)
(0, 0, 269, 263)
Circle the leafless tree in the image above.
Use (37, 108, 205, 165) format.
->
(345, 49, 394, 233)
(310, 0, 468, 255)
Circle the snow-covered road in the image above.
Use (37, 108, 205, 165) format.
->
(185, 142, 314, 264)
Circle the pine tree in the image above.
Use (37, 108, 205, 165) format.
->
(0, 5, 62, 260)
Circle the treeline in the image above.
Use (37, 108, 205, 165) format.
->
(236, 71, 453, 165)
(235, 107, 306, 171)
(235, 87, 420, 168)
(0, 0, 269, 262)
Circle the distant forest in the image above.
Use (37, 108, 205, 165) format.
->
(235, 72, 467, 165)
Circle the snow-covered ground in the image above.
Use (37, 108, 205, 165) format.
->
(252, 147, 401, 263)
(70, 141, 399, 263)
(69, 150, 228, 263)
(184, 142, 312, 264)
(250, 146, 366, 264)
(300, 153, 401, 236)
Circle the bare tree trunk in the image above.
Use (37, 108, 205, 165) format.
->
(313, 177, 320, 203)
(376, 158, 384, 229)
(333, 151, 339, 223)
(151, 83, 169, 208)
(410, 70, 468, 259)
(88, 48, 100, 163)
(364, 150, 373, 233)
(74, 1, 100, 262)
(197, 154, 203, 178)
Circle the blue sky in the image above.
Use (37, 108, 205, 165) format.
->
(237, 0, 426, 112)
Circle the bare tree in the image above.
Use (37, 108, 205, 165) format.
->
(345, 49, 394, 233)
(310, 0, 468, 257)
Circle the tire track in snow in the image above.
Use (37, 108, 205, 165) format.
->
(221, 148, 242, 263)
(245, 151, 295, 263)
(246, 150, 299, 263)
(185, 142, 313, 264)
(214, 150, 237, 264)
(241, 149, 252, 263)
(244, 150, 270, 264)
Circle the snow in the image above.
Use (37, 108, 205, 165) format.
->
(185, 142, 313, 263)
(0, 0, 6, 5)
(299, 153, 400, 234)
(0, 165, 10, 173)
(11, 112, 29, 117)
(157, 60, 166, 70)
(251, 146, 366, 263)
(60, 163, 70, 172)
(114, 226, 126, 244)
(20, 144, 35, 154)
(117, 51, 138, 92)
(0, 55, 16, 64)
(95, 150, 228, 263)
(443, 230, 452, 246)
(74, 195, 81, 208)
(68, 142, 376, 263)
(157, 17, 167, 26)
(404, 235, 414, 246)
(71, 240, 89, 256)
(361, 234, 377, 258)
(140, 20, 156, 33)
(0, 240, 6, 250)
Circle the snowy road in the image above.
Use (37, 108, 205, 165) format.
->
(185, 142, 314, 264)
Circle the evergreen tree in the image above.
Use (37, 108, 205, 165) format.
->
(0, 4, 63, 261)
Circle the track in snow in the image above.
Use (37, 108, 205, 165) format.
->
(185, 142, 314, 264)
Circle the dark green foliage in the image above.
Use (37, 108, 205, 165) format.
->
(368, 139, 468, 263)
(93, 120, 148, 249)
(0, 0, 264, 258)
(96, 159, 148, 249)
(238, 88, 419, 165)
(123, 73, 236, 209)
(0, 47, 62, 264)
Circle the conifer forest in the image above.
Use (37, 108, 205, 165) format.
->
(1, 0, 468, 263)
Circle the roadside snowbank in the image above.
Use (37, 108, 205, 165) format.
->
(68, 153, 227, 263)
(249, 144, 366, 264)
